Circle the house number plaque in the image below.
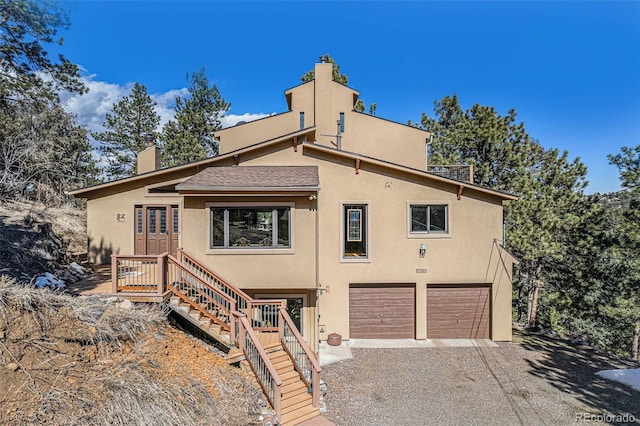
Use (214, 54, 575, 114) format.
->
(416, 268, 428, 273)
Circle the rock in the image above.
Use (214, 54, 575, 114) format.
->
(6, 363, 19, 372)
(117, 299, 133, 310)
(0, 330, 4, 339)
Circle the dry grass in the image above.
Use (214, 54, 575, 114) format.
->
(0, 276, 264, 425)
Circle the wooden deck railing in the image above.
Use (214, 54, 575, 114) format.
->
(177, 248, 252, 311)
(278, 307, 322, 407)
(427, 164, 474, 183)
(111, 249, 321, 420)
(234, 312, 282, 415)
(167, 255, 236, 334)
(111, 254, 166, 295)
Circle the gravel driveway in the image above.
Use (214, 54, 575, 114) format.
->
(321, 332, 640, 425)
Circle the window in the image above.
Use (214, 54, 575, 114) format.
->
(211, 207, 291, 249)
(136, 208, 143, 234)
(339, 112, 345, 133)
(344, 204, 367, 257)
(172, 206, 179, 234)
(299, 112, 305, 130)
(410, 204, 448, 234)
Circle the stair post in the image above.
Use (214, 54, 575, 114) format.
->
(156, 253, 167, 295)
(111, 254, 118, 294)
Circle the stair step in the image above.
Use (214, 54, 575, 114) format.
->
(280, 405, 319, 425)
(274, 359, 294, 373)
(280, 370, 300, 384)
(281, 391, 312, 408)
(282, 397, 313, 415)
(282, 380, 306, 397)
(268, 350, 288, 362)
(227, 348, 244, 364)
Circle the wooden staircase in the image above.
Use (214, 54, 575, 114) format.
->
(111, 249, 322, 425)
(269, 347, 320, 425)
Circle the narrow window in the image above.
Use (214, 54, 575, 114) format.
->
(344, 204, 367, 258)
(172, 206, 179, 234)
(148, 208, 157, 234)
(136, 208, 143, 234)
(299, 112, 305, 130)
(410, 204, 448, 234)
(339, 112, 345, 133)
(159, 209, 167, 234)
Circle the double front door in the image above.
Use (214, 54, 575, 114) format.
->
(134, 205, 179, 256)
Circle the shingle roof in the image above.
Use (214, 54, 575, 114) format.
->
(175, 166, 319, 191)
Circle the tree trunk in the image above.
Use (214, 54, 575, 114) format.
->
(633, 321, 640, 361)
(528, 263, 543, 329)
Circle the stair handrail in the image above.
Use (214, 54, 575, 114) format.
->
(234, 311, 283, 417)
(278, 307, 322, 407)
(167, 255, 236, 335)
(177, 248, 253, 311)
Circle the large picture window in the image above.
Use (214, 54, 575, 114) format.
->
(211, 207, 291, 248)
(410, 204, 448, 234)
(344, 204, 367, 258)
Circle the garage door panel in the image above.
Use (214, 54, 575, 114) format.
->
(349, 285, 415, 339)
(427, 285, 490, 339)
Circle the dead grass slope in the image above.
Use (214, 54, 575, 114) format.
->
(0, 276, 263, 425)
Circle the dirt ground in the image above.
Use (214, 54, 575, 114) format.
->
(0, 201, 87, 281)
(0, 278, 265, 425)
(322, 330, 640, 425)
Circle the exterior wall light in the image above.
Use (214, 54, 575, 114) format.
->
(419, 243, 426, 258)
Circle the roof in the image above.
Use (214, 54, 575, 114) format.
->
(301, 143, 518, 201)
(68, 127, 316, 197)
(176, 166, 319, 192)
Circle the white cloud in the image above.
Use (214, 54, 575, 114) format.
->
(60, 75, 270, 146)
(221, 112, 272, 129)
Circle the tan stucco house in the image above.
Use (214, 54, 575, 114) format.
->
(71, 61, 517, 346)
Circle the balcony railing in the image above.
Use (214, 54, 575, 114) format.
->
(427, 164, 474, 183)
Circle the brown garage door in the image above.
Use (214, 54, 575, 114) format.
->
(427, 285, 490, 339)
(349, 284, 415, 339)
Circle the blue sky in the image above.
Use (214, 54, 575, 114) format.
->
(58, 1, 640, 193)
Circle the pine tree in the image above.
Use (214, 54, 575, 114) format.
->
(92, 83, 160, 180)
(161, 69, 230, 167)
(421, 96, 588, 328)
(0, 0, 85, 103)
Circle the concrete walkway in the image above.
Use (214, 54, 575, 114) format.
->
(319, 338, 498, 366)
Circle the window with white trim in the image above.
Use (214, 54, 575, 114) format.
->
(343, 204, 367, 258)
(410, 204, 448, 234)
(211, 207, 290, 248)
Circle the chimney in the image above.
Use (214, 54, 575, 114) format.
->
(136, 135, 161, 174)
(315, 61, 333, 83)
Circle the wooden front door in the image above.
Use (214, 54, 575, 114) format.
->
(135, 205, 179, 256)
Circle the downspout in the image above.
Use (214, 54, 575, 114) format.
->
(314, 190, 320, 354)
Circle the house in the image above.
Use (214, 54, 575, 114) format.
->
(70, 61, 517, 348)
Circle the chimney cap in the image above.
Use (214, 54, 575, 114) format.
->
(144, 134, 154, 147)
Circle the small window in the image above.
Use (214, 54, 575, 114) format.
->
(339, 112, 345, 133)
(136, 208, 143, 234)
(211, 207, 291, 249)
(148, 209, 157, 234)
(159, 209, 167, 234)
(172, 207, 179, 234)
(410, 204, 448, 234)
(344, 204, 367, 258)
(299, 112, 305, 130)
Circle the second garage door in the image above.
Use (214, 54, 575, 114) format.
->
(427, 284, 491, 339)
(349, 284, 415, 339)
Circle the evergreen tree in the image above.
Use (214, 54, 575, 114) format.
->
(161, 69, 230, 167)
(0, 0, 85, 103)
(92, 83, 160, 180)
(420, 96, 588, 328)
